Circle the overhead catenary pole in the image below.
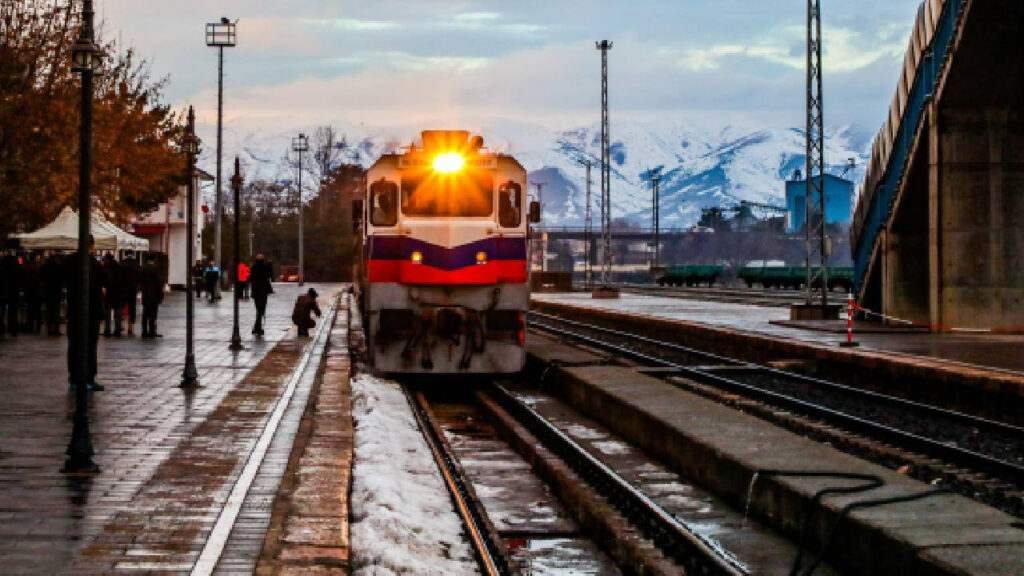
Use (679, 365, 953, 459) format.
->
(805, 0, 828, 307)
(63, 0, 100, 475)
(596, 40, 613, 286)
(206, 18, 236, 296)
(292, 133, 309, 286)
(651, 171, 661, 269)
(578, 158, 593, 289)
(533, 182, 546, 272)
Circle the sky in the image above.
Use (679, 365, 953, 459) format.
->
(98, 0, 925, 139)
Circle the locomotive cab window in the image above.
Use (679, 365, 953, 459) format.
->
(402, 171, 494, 217)
(498, 181, 522, 227)
(370, 179, 398, 227)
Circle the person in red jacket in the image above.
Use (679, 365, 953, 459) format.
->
(237, 261, 251, 300)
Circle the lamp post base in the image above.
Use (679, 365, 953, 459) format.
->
(60, 455, 100, 475)
(229, 327, 243, 351)
(180, 354, 201, 388)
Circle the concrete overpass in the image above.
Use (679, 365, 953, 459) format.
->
(851, 0, 1024, 330)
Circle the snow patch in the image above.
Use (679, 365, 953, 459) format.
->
(349, 373, 477, 575)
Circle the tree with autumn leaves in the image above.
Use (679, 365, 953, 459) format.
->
(0, 0, 184, 239)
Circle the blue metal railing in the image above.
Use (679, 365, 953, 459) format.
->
(853, 0, 966, 294)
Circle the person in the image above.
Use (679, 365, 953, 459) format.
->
(292, 288, 321, 337)
(203, 260, 220, 302)
(22, 253, 42, 334)
(237, 261, 251, 300)
(140, 253, 163, 338)
(250, 254, 273, 336)
(101, 253, 122, 336)
(64, 236, 104, 391)
(41, 252, 64, 336)
(193, 261, 205, 298)
(119, 251, 141, 335)
(1, 250, 23, 337)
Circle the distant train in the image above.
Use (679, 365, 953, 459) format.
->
(656, 265, 724, 287)
(355, 130, 539, 374)
(739, 265, 853, 291)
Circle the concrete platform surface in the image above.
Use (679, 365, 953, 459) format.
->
(0, 283, 343, 574)
(542, 362, 1024, 576)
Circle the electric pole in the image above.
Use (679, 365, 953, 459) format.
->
(206, 18, 236, 296)
(650, 171, 661, 269)
(577, 158, 593, 289)
(596, 40, 613, 287)
(293, 134, 309, 286)
(805, 0, 828, 307)
(533, 182, 546, 272)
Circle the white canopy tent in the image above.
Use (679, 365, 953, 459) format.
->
(17, 206, 150, 252)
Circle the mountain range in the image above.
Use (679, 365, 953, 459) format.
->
(201, 117, 870, 228)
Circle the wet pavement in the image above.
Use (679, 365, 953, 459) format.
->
(533, 292, 1024, 374)
(0, 283, 341, 574)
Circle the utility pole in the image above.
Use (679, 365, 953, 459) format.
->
(533, 182, 546, 272)
(206, 18, 236, 297)
(229, 157, 243, 351)
(805, 0, 828, 307)
(650, 171, 661, 269)
(596, 40, 613, 287)
(292, 133, 309, 286)
(577, 159, 593, 289)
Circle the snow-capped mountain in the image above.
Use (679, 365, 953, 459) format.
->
(202, 117, 869, 228)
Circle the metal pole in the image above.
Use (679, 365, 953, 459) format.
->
(651, 173, 660, 269)
(533, 182, 545, 272)
(805, 0, 828, 307)
(214, 46, 224, 297)
(63, 0, 98, 475)
(596, 40, 613, 286)
(182, 107, 200, 388)
(229, 157, 243, 350)
(579, 159, 593, 289)
(297, 146, 304, 287)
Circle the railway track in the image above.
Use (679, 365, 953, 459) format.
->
(618, 283, 810, 307)
(528, 310, 1024, 518)
(405, 381, 757, 575)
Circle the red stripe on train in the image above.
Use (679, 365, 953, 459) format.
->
(367, 260, 527, 284)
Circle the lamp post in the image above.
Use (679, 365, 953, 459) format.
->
(206, 17, 236, 296)
(181, 107, 201, 388)
(62, 0, 101, 475)
(292, 133, 309, 286)
(229, 157, 243, 351)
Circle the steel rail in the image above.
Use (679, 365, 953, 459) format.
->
(404, 386, 510, 576)
(485, 383, 749, 576)
(528, 312, 1024, 486)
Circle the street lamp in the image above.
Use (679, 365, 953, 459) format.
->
(63, 0, 102, 475)
(181, 107, 201, 389)
(292, 133, 309, 287)
(206, 17, 237, 297)
(229, 157, 243, 351)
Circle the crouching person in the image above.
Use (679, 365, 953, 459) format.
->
(292, 288, 321, 337)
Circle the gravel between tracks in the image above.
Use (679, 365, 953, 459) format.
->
(349, 373, 476, 575)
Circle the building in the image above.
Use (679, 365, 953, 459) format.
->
(785, 172, 853, 233)
(130, 168, 212, 287)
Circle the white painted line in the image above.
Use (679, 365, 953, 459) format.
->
(191, 296, 340, 576)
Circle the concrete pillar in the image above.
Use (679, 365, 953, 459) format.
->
(928, 103, 942, 328)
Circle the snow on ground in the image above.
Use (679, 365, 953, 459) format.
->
(349, 373, 477, 575)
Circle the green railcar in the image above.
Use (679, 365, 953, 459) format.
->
(739, 266, 853, 291)
(657, 265, 724, 287)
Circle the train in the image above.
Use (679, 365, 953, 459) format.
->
(355, 130, 539, 374)
(656, 265, 724, 287)
(738, 265, 853, 291)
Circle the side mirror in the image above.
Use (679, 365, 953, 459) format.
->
(528, 201, 541, 224)
(352, 199, 364, 229)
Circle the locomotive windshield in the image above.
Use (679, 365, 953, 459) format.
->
(401, 171, 494, 217)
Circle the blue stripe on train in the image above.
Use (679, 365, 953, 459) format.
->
(369, 236, 527, 271)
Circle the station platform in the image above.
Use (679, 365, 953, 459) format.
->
(533, 292, 1024, 375)
(0, 284, 350, 574)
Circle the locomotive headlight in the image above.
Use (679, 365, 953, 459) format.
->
(476, 251, 487, 265)
(411, 251, 423, 264)
(432, 152, 464, 174)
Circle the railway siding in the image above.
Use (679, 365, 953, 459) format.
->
(527, 358, 1024, 576)
(531, 299, 1024, 425)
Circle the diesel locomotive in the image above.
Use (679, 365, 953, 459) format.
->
(355, 130, 539, 374)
